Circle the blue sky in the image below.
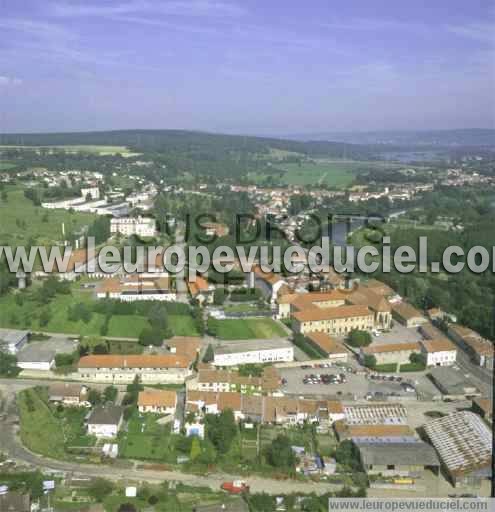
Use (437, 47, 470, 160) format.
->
(1, 0, 494, 134)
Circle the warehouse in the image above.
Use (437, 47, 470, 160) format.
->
(213, 338, 294, 367)
(424, 411, 492, 487)
(356, 440, 440, 477)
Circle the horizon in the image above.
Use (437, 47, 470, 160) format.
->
(1, 1, 494, 133)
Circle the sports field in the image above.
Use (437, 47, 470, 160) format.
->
(208, 317, 287, 339)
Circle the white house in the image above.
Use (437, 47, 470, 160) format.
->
(213, 338, 294, 367)
(87, 406, 124, 438)
(420, 338, 457, 367)
(110, 216, 157, 238)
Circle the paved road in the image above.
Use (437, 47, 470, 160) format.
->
(0, 379, 337, 496)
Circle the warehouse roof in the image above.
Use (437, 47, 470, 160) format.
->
(356, 441, 439, 467)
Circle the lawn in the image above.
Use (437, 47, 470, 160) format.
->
(0, 185, 96, 246)
(0, 283, 199, 338)
(119, 411, 177, 462)
(208, 317, 286, 339)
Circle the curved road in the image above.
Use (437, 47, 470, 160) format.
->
(0, 378, 339, 496)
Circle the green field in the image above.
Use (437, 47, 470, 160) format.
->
(208, 317, 286, 339)
(0, 144, 139, 156)
(0, 185, 96, 246)
(249, 159, 397, 188)
(0, 161, 17, 170)
(0, 284, 199, 338)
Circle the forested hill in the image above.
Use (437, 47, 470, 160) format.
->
(0, 129, 372, 159)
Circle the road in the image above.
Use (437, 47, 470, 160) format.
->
(0, 378, 337, 496)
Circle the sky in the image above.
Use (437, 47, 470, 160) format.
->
(0, 0, 494, 135)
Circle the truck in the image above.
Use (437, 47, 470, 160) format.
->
(221, 480, 250, 494)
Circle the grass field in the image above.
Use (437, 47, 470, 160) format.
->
(18, 388, 67, 459)
(0, 144, 140, 156)
(0, 185, 96, 246)
(0, 284, 199, 338)
(208, 317, 286, 339)
(249, 159, 397, 188)
(119, 411, 177, 462)
(0, 161, 16, 170)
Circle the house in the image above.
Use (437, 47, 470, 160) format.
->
(293, 305, 374, 336)
(0, 492, 30, 512)
(16, 344, 56, 371)
(249, 266, 287, 303)
(77, 354, 192, 384)
(447, 324, 494, 371)
(96, 274, 176, 302)
(0, 329, 29, 354)
(110, 216, 157, 237)
(356, 441, 439, 477)
(87, 406, 124, 438)
(360, 342, 421, 366)
(138, 390, 177, 414)
(424, 411, 492, 487)
(193, 366, 280, 395)
(49, 383, 89, 406)
(420, 338, 457, 366)
(187, 275, 214, 304)
(212, 338, 294, 366)
(304, 331, 349, 361)
(391, 302, 427, 328)
(166, 336, 202, 365)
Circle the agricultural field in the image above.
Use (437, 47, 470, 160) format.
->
(0, 144, 140, 156)
(0, 185, 96, 246)
(208, 317, 286, 339)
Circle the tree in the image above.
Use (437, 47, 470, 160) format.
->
(363, 354, 376, 369)
(0, 351, 19, 377)
(213, 288, 226, 305)
(203, 344, 214, 363)
(88, 478, 114, 502)
(335, 440, 362, 472)
(206, 409, 237, 454)
(409, 352, 426, 367)
(265, 435, 296, 468)
(103, 385, 118, 403)
(88, 389, 102, 406)
(118, 504, 137, 512)
(138, 327, 162, 347)
(93, 343, 109, 354)
(347, 329, 372, 348)
(190, 436, 201, 460)
(38, 308, 52, 327)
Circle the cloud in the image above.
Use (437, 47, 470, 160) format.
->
(48, 0, 246, 18)
(0, 75, 22, 86)
(446, 23, 495, 44)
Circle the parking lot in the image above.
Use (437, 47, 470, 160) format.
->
(368, 323, 424, 346)
(278, 364, 441, 401)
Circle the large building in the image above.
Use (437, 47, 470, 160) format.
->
(356, 441, 440, 478)
(447, 324, 494, 371)
(96, 275, 175, 302)
(212, 338, 294, 367)
(420, 338, 457, 367)
(424, 411, 492, 487)
(392, 302, 427, 328)
(293, 305, 374, 336)
(304, 331, 349, 361)
(77, 354, 192, 384)
(110, 216, 157, 238)
(360, 342, 421, 366)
